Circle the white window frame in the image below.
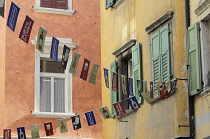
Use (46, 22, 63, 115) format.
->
(32, 37, 76, 118)
(33, 0, 75, 15)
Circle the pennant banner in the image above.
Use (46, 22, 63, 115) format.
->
(121, 75, 127, 94)
(128, 78, 133, 96)
(72, 115, 81, 130)
(112, 72, 118, 92)
(7, 2, 20, 31)
(127, 96, 140, 110)
(58, 119, 68, 133)
(19, 15, 34, 43)
(99, 106, 112, 119)
(36, 27, 47, 53)
(4, 129, 11, 139)
(69, 52, 81, 75)
(150, 82, 154, 98)
(103, 68, 109, 88)
(61, 45, 70, 70)
(17, 127, 26, 139)
(113, 102, 126, 116)
(85, 111, 96, 126)
(0, 0, 5, 17)
(169, 79, 178, 94)
(89, 63, 99, 85)
(80, 58, 90, 81)
(30, 125, 40, 139)
(50, 37, 59, 62)
(44, 122, 53, 136)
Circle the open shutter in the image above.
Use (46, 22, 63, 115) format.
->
(151, 31, 161, 97)
(40, 0, 54, 8)
(110, 61, 118, 116)
(188, 23, 202, 96)
(55, 0, 68, 10)
(160, 23, 171, 82)
(106, 0, 116, 9)
(132, 43, 143, 104)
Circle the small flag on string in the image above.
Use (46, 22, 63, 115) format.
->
(44, 122, 53, 136)
(88, 63, 100, 85)
(7, 2, 20, 31)
(36, 27, 47, 53)
(99, 106, 112, 119)
(150, 82, 154, 98)
(113, 102, 126, 116)
(104, 68, 109, 88)
(69, 52, 81, 75)
(72, 115, 81, 130)
(128, 78, 133, 96)
(127, 96, 140, 110)
(142, 81, 148, 93)
(137, 80, 142, 93)
(80, 58, 90, 81)
(160, 82, 170, 99)
(169, 79, 178, 94)
(58, 119, 68, 133)
(121, 75, 127, 94)
(0, 0, 5, 18)
(156, 82, 161, 98)
(4, 129, 11, 139)
(30, 125, 40, 139)
(50, 37, 59, 62)
(17, 127, 26, 139)
(112, 72, 118, 92)
(85, 111, 96, 126)
(19, 15, 34, 43)
(61, 45, 70, 70)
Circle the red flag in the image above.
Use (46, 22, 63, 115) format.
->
(113, 102, 126, 116)
(19, 15, 34, 43)
(4, 129, 11, 139)
(112, 72, 118, 92)
(80, 58, 90, 81)
(160, 82, 170, 99)
(44, 122, 53, 136)
(150, 82, 154, 98)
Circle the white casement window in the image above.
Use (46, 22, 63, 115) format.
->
(33, 0, 75, 15)
(32, 37, 76, 118)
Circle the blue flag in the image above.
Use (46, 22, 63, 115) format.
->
(7, 2, 20, 32)
(104, 68, 109, 88)
(17, 127, 26, 139)
(50, 37, 59, 62)
(85, 111, 96, 126)
(128, 78, 134, 96)
(127, 96, 140, 110)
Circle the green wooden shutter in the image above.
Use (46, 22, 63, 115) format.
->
(151, 31, 161, 97)
(110, 61, 117, 116)
(106, 0, 116, 9)
(132, 43, 143, 104)
(160, 23, 171, 82)
(187, 23, 202, 96)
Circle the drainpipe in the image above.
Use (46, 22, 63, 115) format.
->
(185, 0, 195, 139)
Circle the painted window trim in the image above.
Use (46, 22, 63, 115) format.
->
(31, 37, 76, 118)
(33, 0, 75, 15)
(195, 0, 210, 20)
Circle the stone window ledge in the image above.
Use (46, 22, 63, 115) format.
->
(199, 88, 210, 97)
(32, 112, 75, 118)
(113, 0, 125, 8)
(33, 6, 75, 15)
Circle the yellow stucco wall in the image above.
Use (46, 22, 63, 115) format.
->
(101, 0, 189, 138)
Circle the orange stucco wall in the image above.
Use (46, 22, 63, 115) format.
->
(1, 0, 101, 138)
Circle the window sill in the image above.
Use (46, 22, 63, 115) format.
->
(113, 0, 125, 8)
(199, 88, 210, 97)
(32, 112, 75, 118)
(33, 6, 75, 15)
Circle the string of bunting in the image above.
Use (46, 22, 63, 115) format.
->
(1, 1, 181, 139)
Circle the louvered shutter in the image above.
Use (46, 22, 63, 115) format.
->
(160, 23, 171, 83)
(106, 0, 116, 9)
(110, 61, 118, 116)
(55, 0, 68, 10)
(132, 43, 143, 104)
(151, 31, 161, 97)
(188, 23, 202, 96)
(40, 0, 54, 8)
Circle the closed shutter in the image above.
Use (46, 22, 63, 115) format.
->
(188, 23, 202, 96)
(151, 31, 161, 97)
(106, 0, 116, 9)
(110, 61, 118, 116)
(55, 0, 68, 10)
(41, 0, 54, 8)
(132, 43, 143, 104)
(160, 23, 171, 82)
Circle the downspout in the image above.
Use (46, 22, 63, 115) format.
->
(185, 0, 195, 139)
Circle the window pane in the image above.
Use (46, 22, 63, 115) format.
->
(40, 77, 51, 112)
(40, 60, 64, 73)
(54, 78, 65, 113)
